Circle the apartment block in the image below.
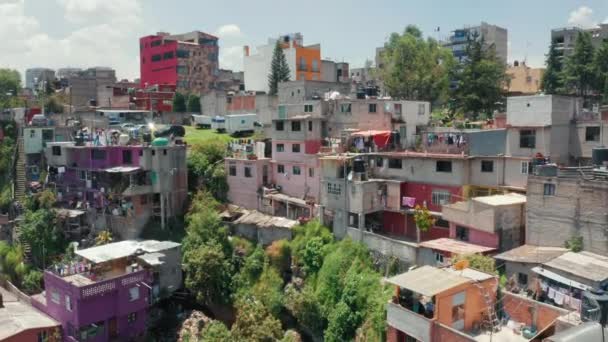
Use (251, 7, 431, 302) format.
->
(31, 240, 182, 342)
(551, 24, 608, 58)
(67, 67, 117, 109)
(25, 68, 56, 90)
(140, 31, 219, 93)
(506, 61, 544, 96)
(443, 22, 508, 63)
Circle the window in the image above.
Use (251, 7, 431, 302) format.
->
(585, 126, 600, 142)
(244, 166, 252, 178)
(312, 59, 319, 72)
(432, 190, 451, 206)
(277, 164, 285, 174)
(129, 287, 140, 302)
(436, 161, 452, 173)
(37, 331, 48, 342)
(452, 291, 466, 330)
(394, 103, 402, 115)
(176, 49, 189, 58)
(51, 290, 60, 304)
(418, 103, 426, 115)
(163, 51, 174, 59)
(304, 104, 313, 112)
(519, 129, 536, 148)
(376, 157, 384, 168)
(278, 106, 286, 119)
(128, 312, 137, 324)
(176, 65, 188, 75)
(30, 129, 35, 138)
(521, 161, 531, 174)
(481, 160, 494, 173)
(327, 183, 342, 195)
(291, 121, 301, 131)
(151, 40, 162, 47)
(455, 226, 469, 241)
(52, 146, 61, 156)
(293, 166, 301, 175)
(276, 121, 284, 131)
(79, 170, 88, 181)
(42, 129, 53, 140)
(309, 168, 314, 177)
(277, 144, 285, 152)
(543, 183, 556, 196)
(368, 103, 377, 113)
(91, 149, 106, 160)
(292, 144, 301, 153)
(122, 150, 132, 164)
(518, 273, 528, 285)
(435, 252, 444, 264)
(308, 121, 313, 131)
(151, 54, 162, 62)
(435, 218, 450, 228)
(384, 158, 401, 169)
(66, 295, 72, 312)
(340, 103, 351, 113)
(229, 165, 237, 176)
(299, 57, 307, 71)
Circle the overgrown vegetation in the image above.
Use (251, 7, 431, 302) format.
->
(187, 141, 228, 201)
(565, 235, 584, 252)
(452, 254, 496, 274)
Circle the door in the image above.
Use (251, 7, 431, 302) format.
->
(109, 318, 118, 338)
(262, 165, 269, 185)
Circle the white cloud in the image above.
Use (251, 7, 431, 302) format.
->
(215, 24, 246, 71)
(0, 0, 144, 81)
(603, 17, 608, 24)
(567, 6, 598, 29)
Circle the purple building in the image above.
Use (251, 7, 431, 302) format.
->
(32, 240, 182, 342)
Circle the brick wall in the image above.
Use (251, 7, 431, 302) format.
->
(502, 292, 568, 331)
(432, 322, 474, 342)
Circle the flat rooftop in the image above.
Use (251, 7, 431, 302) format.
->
(75, 239, 180, 264)
(494, 245, 568, 264)
(0, 287, 59, 340)
(473, 193, 526, 206)
(385, 265, 470, 296)
(419, 238, 496, 255)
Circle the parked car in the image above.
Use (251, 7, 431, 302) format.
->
(154, 125, 186, 138)
(30, 114, 48, 126)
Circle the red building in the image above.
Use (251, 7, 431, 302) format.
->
(140, 31, 219, 94)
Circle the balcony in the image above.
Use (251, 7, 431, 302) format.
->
(386, 302, 432, 342)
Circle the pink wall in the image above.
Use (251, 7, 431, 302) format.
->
(305, 140, 322, 154)
(139, 36, 178, 88)
(225, 158, 269, 209)
(401, 182, 463, 212)
(382, 211, 449, 242)
(448, 222, 499, 249)
(272, 140, 320, 201)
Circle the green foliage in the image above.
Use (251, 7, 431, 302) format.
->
(44, 96, 64, 114)
(284, 283, 326, 334)
(0, 69, 23, 109)
(20, 208, 65, 269)
(231, 298, 284, 341)
(187, 142, 228, 200)
(281, 330, 302, 342)
(187, 94, 201, 113)
(233, 245, 265, 291)
(37, 189, 56, 209)
(95, 230, 113, 246)
(268, 41, 291, 96)
(250, 264, 284, 316)
(184, 243, 234, 305)
(594, 40, 608, 104)
(199, 320, 232, 341)
(563, 31, 595, 97)
(290, 220, 333, 273)
(451, 33, 509, 119)
(173, 92, 187, 112)
(22, 269, 43, 294)
(541, 40, 565, 94)
(453, 254, 496, 274)
(413, 205, 434, 232)
(266, 239, 291, 274)
(0, 184, 11, 213)
(565, 235, 583, 252)
(381, 25, 456, 103)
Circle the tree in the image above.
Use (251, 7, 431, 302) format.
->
(187, 94, 201, 113)
(199, 321, 232, 341)
(413, 205, 435, 243)
(19, 208, 65, 269)
(452, 33, 509, 119)
(0, 69, 22, 110)
(22, 270, 43, 294)
(250, 265, 284, 316)
(95, 230, 113, 246)
(541, 40, 565, 94)
(563, 31, 595, 98)
(0, 241, 27, 286)
(173, 92, 187, 112)
(184, 243, 234, 305)
(381, 25, 455, 103)
(231, 298, 283, 341)
(452, 254, 496, 273)
(44, 96, 64, 114)
(268, 41, 291, 95)
(594, 39, 608, 104)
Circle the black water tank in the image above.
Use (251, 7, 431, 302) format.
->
(592, 147, 608, 166)
(143, 133, 152, 143)
(353, 157, 365, 173)
(365, 86, 378, 97)
(356, 90, 366, 99)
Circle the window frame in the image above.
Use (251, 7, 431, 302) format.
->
(293, 166, 301, 175)
(481, 160, 494, 173)
(436, 161, 453, 173)
(519, 129, 536, 148)
(455, 225, 469, 241)
(543, 183, 556, 196)
(388, 158, 402, 169)
(585, 126, 600, 142)
(368, 103, 377, 113)
(244, 166, 252, 178)
(291, 121, 301, 132)
(277, 164, 285, 174)
(292, 144, 301, 153)
(276, 143, 285, 152)
(432, 190, 452, 206)
(229, 165, 237, 176)
(275, 121, 284, 131)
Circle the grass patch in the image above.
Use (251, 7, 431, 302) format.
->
(184, 125, 232, 146)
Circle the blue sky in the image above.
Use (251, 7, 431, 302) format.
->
(1, 0, 607, 81)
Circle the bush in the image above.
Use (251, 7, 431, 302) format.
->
(266, 239, 291, 274)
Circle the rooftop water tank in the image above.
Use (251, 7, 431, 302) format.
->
(592, 147, 608, 167)
(151, 137, 169, 146)
(118, 134, 129, 146)
(353, 157, 365, 173)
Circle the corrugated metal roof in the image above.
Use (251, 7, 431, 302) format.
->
(531, 266, 591, 291)
(494, 245, 568, 264)
(544, 251, 608, 282)
(75, 240, 180, 263)
(385, 266, 470, 296)
(419, 238, 496, 255)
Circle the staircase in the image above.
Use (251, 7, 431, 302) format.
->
(13, 137, 26, 202)
(474, 282, 500, 333)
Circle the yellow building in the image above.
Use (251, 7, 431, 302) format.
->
(506, 62, 545, 95)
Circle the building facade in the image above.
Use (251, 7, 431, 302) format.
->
(443, 22, 508, 63)
(506, 62, 545, 96)
(140, 31, 219, 94)
(551, 24, 608, 58)
(26, 68, 56, 90)
(67, 67, 117, 109)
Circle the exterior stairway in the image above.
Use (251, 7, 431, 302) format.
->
(13, 137, 26, 202)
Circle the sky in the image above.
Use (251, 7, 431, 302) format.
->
(1, 0, 607, 82)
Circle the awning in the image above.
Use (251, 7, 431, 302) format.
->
(104, 166, 141, 173)
(532, 266, 592, 291)
(350, 130, 392, 149)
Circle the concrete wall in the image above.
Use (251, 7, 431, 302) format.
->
(502, 261, 538, 287)
(374, 157, 468, 187)
(24, 127, 54, 154)
(272, 153, 319, 200)
(278, 80, 350, 104)
(386, 302, 432, 342)
(526, 175, 608, 255)
(506, 95, 578, 127)
(226, 158, 270, 210)
(571, 122, 608, 160)
(469, 129, 506, 156)
(347, 227, 418, 263)
(504, 157, 530, 189)
(154, 245, 182, 295)
(232, 222, 293, 246)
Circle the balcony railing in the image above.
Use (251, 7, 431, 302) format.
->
(386, 302, 432, 342)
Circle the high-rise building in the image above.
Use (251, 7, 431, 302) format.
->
(551, 24, 608, 59)
(139, 31, 219, 94)
(56, 67, 82, 80)
(443, 22, 508, 63)
(25, 68, 55, 90)
(243, 33, 323, 93)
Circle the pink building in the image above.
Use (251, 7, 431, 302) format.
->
(225, 156, 271, 210)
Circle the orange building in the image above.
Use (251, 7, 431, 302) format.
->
(506, 62, 545, 96)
